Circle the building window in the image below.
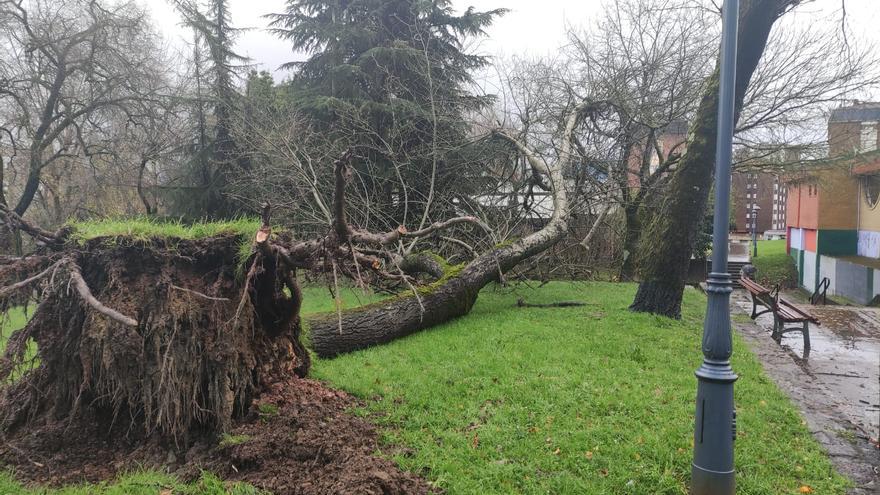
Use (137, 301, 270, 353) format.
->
(861, 122, 878, 152)
(864, 175, 880, 209)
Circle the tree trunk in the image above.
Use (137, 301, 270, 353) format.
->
(619, 203, 641, 280)
(309, 219, 567, 357)
(309, 99, 598, 357)
(630, 0, 795, 318)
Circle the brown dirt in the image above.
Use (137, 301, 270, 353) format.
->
(0, 376, 437, 494)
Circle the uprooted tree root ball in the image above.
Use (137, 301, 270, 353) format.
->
(0, 232, 310, 442)
(0, 212, 438, 492)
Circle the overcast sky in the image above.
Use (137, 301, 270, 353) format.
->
(146, 0, 880, 91)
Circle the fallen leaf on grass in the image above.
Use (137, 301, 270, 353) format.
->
(598, 468, 609, 477)
(584, 451, 593, 459)
(160, 489, 173, 495)
(798, 485, 813, 493)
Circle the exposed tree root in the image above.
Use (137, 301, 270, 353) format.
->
(0, 232, 309, 443)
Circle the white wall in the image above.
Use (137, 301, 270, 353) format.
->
(802, 250, 817, 291)
(819, 255, 837, 295)
(857, 230, 880, 259)
(789, 228, 804, 250)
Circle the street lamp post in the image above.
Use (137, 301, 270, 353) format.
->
(751, 205, 761, 258)
(691, 0, 739, 494)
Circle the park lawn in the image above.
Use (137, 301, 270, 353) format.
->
(752, 239, 798, 289)
(309, 282, 848, 494)
(0, 282, 848, 494)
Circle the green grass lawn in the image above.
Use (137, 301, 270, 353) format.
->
(1, 282, 846, 494)
(751, 239, 798, 289)
(310, 282, 847, 494)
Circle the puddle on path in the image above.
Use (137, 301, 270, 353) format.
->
(734, 296, 880, 440)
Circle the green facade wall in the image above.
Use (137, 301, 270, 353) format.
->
(816, 229, 858, 256)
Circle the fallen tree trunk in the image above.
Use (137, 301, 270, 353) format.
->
(309, 222, 568, 356)
(308, 103, 593, 357)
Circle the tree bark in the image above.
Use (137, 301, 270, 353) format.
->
(619, 203, 641, 280)
(630, 0, 798, 318)
(309, 217, 568, 357)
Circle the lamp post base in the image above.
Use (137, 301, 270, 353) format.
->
(691, 464, 735, 495)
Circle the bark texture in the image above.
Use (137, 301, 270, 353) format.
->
(630, 0, 798, 318)
(309, 218, 568, 357)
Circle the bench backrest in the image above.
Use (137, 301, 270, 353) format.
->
(741, 276, 773, 295)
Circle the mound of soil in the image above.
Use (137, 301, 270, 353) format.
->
(0, 376, 436, 494)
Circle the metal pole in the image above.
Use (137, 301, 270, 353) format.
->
(752, 210, 758, 257)
(692, 0, 738, 493)
(752, 209, 758, 257)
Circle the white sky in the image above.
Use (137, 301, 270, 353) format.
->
(143, 0, 880, 88)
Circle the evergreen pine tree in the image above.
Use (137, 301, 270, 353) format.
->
(172, 0, 250, 217)
(268, 0, 505, 226)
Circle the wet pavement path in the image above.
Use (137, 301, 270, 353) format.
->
(731, 291, 879, 494)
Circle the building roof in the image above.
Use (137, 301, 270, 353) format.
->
(829, 102, 880, 123)
(852, 154, 880, 175)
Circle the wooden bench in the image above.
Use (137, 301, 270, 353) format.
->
(740, 276, 820, 350)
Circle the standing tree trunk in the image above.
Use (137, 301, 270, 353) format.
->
(630, 0, 799, 318)
(619, 203, 642, 280)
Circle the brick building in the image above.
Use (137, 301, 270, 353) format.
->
(626, 120, 688, 188)
(731, 170, 788, 234)
(785, 102, 880, 303)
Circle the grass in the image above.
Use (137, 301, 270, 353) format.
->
(0, 471, 262, 495)
(310, 282, 848, 494)
(0, 306, 37, 382)
(68, 217, 263, 275)
(69, 217, 262, 243)
(218, 433, 251, 449)
(0, 281, 848, 494)
(751, 239, 798, 289)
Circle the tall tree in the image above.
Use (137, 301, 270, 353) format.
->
(268, 0, 505, 229)
(0, 0, 164, 220)
(629, 0, 802, 318)
(564, 0, 716, 279)
(172, 0, 248, 217)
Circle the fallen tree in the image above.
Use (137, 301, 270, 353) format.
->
(308, 102, 594, 357)
(0, 184, 487, 440)
(0, 99, 598, 437)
